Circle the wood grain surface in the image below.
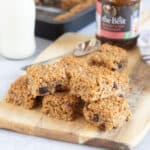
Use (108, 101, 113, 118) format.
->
(0, 33, 150, 150)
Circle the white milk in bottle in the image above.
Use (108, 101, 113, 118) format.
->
(0, 0, 36, 59)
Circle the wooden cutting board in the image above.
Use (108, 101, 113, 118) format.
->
(0, 33, 150, 150)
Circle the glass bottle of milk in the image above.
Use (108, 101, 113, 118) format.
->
(0, 0, 36, 59)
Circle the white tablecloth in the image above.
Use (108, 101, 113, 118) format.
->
(0, 0, 150, 149)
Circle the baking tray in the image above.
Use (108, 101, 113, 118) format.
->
(35, 5, 96, 40)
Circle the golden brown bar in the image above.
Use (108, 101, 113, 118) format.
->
(27, 56, 87, 97)
(42, 92, 84, 121)
(87, 43, 128, 71)
(5, 75, 36, 109)
(70, 66, 129, 102)
(83, 96, 131, 131)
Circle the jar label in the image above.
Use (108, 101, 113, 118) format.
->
(96, 0, 140, 40)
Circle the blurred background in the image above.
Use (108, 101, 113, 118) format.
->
(0, 0, 150, 150)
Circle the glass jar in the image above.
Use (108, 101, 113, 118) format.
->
(96, 0, 141, 49)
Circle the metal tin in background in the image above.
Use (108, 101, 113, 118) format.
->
(35, 5, 96, 40)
